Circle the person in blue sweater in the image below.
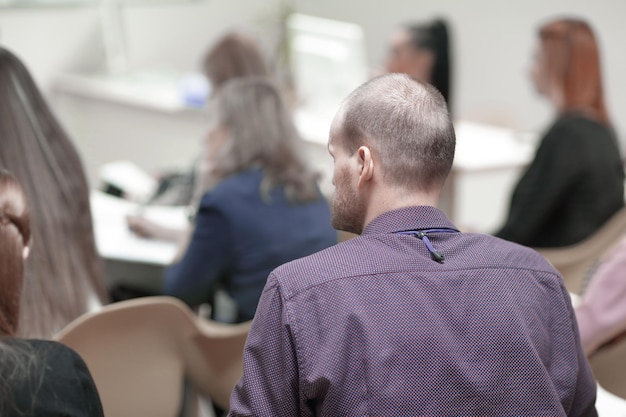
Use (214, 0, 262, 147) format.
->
(162, 77, 336, 322)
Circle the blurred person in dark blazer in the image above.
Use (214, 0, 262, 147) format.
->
(161, 77, 336, 323)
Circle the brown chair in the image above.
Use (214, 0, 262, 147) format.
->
(535, 207, 626, 295)
(55, 296, 251, 417)
(337, 230, 358, 242)
(589, 336, 626, 400)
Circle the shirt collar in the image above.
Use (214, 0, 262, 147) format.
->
(362, 206, 457, 236)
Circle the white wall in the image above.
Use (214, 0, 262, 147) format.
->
(0, 0, 285, 90)
(295, 0, 626, 145)
(0, 7, 104, 88)
(0, 0, 288, 191)
(1, 0, 624, 202)
(2, 0, 624, 140)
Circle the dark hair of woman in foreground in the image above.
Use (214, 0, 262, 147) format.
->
(0, 169, 104, 416)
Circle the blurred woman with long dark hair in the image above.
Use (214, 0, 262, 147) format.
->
(0, 47, 107, 338)
(385, 18, 452, 108)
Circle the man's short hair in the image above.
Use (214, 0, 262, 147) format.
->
(339, 73, 455, 191)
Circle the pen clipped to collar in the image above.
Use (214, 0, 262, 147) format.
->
(394, 228, 459, 263)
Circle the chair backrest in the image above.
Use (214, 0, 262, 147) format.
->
(589, 337, 626, 400)
(337, 230, 357, 242)
(185, 313, 251, 410)
(536, 206, 626, 295)
(55, 296, 250, 417)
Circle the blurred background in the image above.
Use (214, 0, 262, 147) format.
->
(1, 0, 624, 133)
(1, 0, 624, 232)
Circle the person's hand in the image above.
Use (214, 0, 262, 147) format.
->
(126, 215, 165, 240)
(127, 215, 189, 244)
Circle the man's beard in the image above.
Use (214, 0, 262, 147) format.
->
(331, 168, 366, 235)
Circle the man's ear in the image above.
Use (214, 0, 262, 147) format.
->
(357, 146, 374, 187)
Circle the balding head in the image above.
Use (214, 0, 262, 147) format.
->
(333, 73, 455, 192)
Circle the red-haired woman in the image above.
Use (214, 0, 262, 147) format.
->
(496, 18, 624, 248)
(0, 170, 104, 416)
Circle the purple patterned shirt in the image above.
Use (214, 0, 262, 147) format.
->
(229, 206, 597, 416)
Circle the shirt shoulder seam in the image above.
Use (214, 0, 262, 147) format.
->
(277, 264, 561, 301)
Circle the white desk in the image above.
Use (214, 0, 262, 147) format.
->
(597, 384, 626, 417)
(91, 190, 187, 265)
(90, 190, 187, 293)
